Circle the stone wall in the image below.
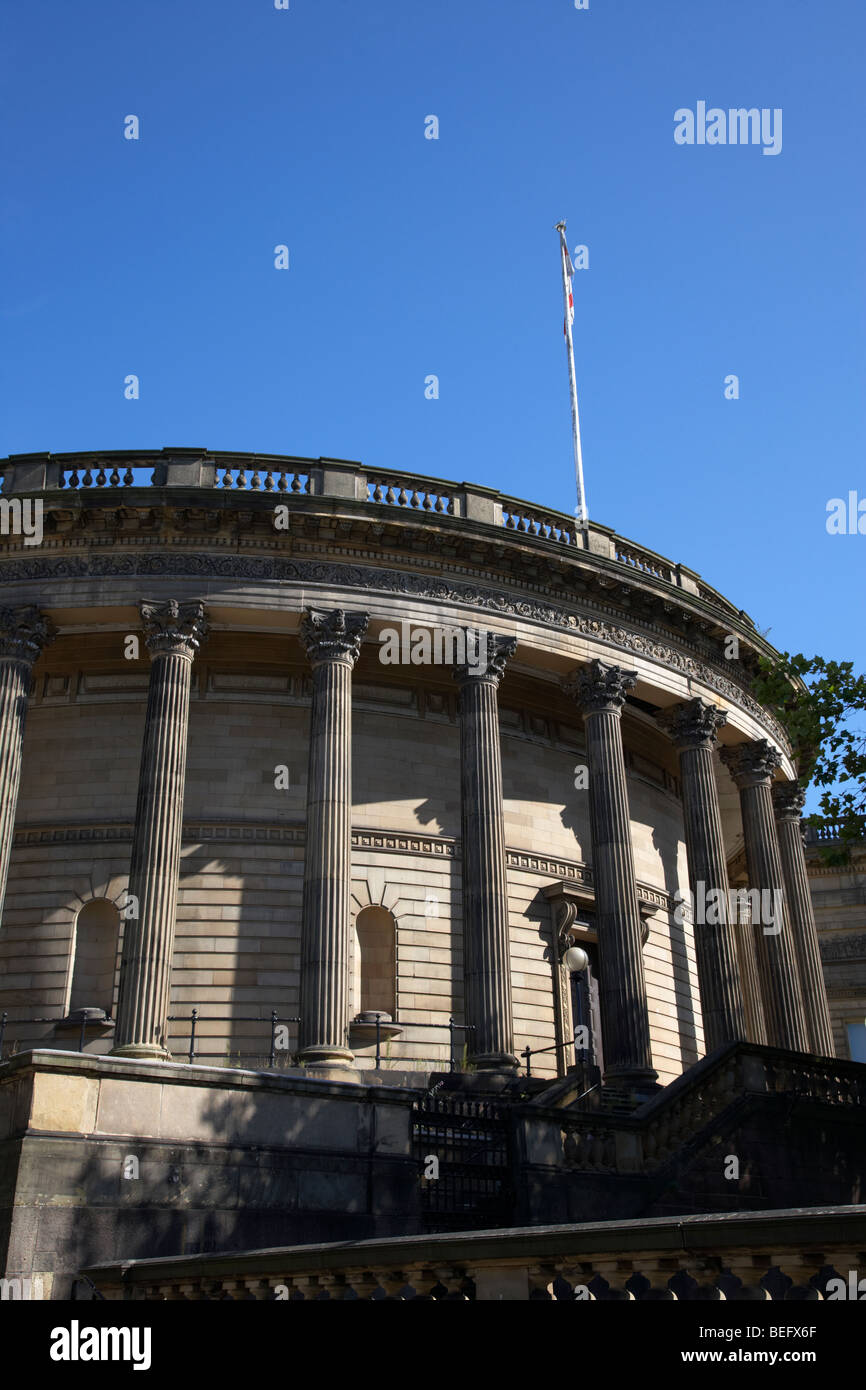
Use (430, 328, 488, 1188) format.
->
(808, 843, 866, 1060)
(0, 655, 699, 1084)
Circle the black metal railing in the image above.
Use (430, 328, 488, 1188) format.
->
(166, 1010, 301, 1067)
(0, 1010, 478, 1074)
(1, 1009, 571, 1080)
(1, 1011, 101, 1056)
(521, 1033, 589, 1078)
(358, 1016, 475, 1072)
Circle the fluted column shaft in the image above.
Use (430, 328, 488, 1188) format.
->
(456, 635, 518, 1069)
(0, 608, 52, 923)
(773, 782, 835, 1056)
(114, 601, 207, 1057)
(567, 661, 656, 1084)
(721, 742, 809, 1053)
(658, 700, 745, 1052)
(298, 609, 368, 1071)
(734, 908, 768, 1047)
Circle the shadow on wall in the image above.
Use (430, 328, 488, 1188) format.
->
(651, 823, 700, 1070)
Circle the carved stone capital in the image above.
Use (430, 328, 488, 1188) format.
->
(772, 779, 807, 821)
(656, 697, 727, 750)
(141, 600, 208, 659)
(453, 632, 516, 686)
(564, 659, 637, 714)
(0, 606, 54, 664)
(720, 739, 782, 788)
(300, 608, 368, 666)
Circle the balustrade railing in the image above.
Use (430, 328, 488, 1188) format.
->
(83, 1205, 866, 1300)
(501, 498, 577, 544)
(366, 473, 454, 514)
(0, 448, 762, 623)
(216, 466, 310, 493)
(613, 539, 673, 583)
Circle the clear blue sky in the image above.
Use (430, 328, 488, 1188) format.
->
(2, 0, 863, 680)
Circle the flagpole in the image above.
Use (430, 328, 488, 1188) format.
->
(555, 220, 589, 531)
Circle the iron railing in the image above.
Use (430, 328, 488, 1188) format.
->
(0, 1010, 479, 1074)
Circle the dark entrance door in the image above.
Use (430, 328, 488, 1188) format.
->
(569, 941, 603, 1075)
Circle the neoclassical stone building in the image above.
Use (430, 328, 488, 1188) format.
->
(0, 448, 834, 1090)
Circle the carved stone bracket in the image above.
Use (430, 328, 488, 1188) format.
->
(656, 697, 727, 750)
(772, 780, 807, 821)
(0, 606, 54, 664)
(453, 632, 517, 686)
(720, 739, 782, 788)
(141, 600, 208, 659)
(564, 659, 638, 714)
(543, 880, 652, 957)
(300, 608, 369, 666)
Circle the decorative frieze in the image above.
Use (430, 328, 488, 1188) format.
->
(0, 551, 792, 751)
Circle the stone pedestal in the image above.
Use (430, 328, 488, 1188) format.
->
(772, 781, 835, 1056)
(657, 699, 745, 1052)
(455, 633, 519, 1072)
(298, 608, 368, 1078)
(720, 742, 809, 1053)
(113, 601, 208, 1059)
(565, 660, 657, 1088)
(0, 607, 52, 924)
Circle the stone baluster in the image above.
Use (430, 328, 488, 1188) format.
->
(298, 608, 369, 1075)
(454, 632, 519, 1071)
(0, 607, 53, 923)
(772, 781, 835, 1056)
(657, 699, 746, 1052)
(113, 600, 208, 1057)
(720, 742, 810, 1053)
(564, 660, 657, 1090)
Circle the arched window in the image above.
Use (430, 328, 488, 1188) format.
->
(354, 905, 397, 1018)
(69, 899, 121, 1017)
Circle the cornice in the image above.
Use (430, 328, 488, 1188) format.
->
(0, 547, 791, 751)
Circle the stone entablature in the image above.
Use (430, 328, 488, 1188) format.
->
(0, 448, 792, 754)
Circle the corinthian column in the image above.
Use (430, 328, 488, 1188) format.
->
(720, 741, 809, 1053)
(0, 608, 53, 923)
(298, 608, 368, 1075)
(772, 781, 835, 1056)
(565, 660, 656, 1087)
(657, 699, 746, 1052)
(113, 600, 208, 1058)
(454, 632, 518, 1071)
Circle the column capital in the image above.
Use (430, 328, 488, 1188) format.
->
(453, 632, 516, 687)
(772, 779, 807, 821)
(300, 608, 368, 667)
(720, 739, 782, 788)
(0, 606, 54, 664)
(656, 697, 727, 749)
(141, 600, 208, 659)
(564, 659, 637, 714)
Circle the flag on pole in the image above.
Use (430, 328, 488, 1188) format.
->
(554, 220, 588, 528)
(559, 226, 574, 336)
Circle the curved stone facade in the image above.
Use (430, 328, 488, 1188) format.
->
(0, 449, 832, 1085)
